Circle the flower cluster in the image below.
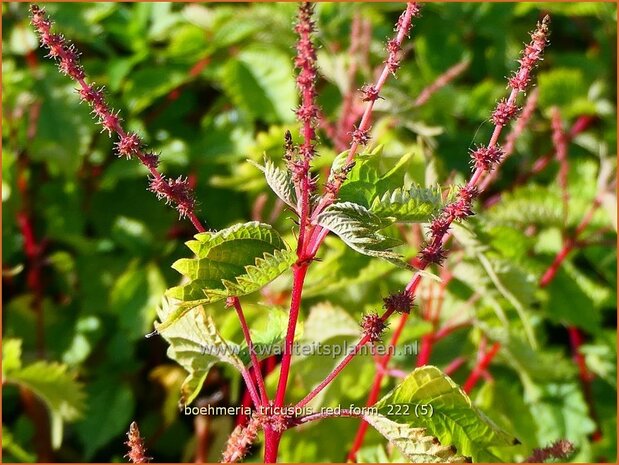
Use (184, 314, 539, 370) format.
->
(361, 312, 388, 343)
(508, 15, 551, 91)
(222, 415, 262, 463)
(290, 3, 319, 171)
(124, 421, 151, 464)
(526, 439, 575, 463)
(383, 290, 415, 314)
(386, 4, 420, 74)
(29, 5, 202, 226)
(414, 16, 549, 269)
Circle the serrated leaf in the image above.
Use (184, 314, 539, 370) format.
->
(238, 308, 290, 364)
(5, 360, 86, 449)
(338, 148, 414, 207)
(316, 202, 409, 268)
(364, 414, 469, 463)
(219, 45, 297, 123)
(155, 298, 244, 405)
(163, 222, 294, 329)
(370, 185, 448, 223)
(75, 378, 135, 459)
(303, 237, 395, 297)
(374, 366, 518, 462)
(248, 158, 297, 209)
(302, 301, 361, 342)
(2, 338, 22, 376)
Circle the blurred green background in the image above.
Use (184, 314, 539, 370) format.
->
(2, 2, 617, 462)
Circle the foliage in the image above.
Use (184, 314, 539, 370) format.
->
(2, 2, 616, 463)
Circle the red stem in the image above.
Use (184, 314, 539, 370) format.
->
(310, 2, 420, 221)
(346, 312, 410, 461)
(229, 297, 268, 406)
(462, 342, 501, 393)
(414, 58, 470, 107)
(274, 263, 309, 407)
(443, 356, 467, 376)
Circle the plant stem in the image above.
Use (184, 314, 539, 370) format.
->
(263, 428, 282, 463)
(443, 356, 467, 376)
(30, 5, 206, 232)
(414, 58, 470, 107)
(311, 3, 420, 221)
(462, 342, 501, 393)
(230, 297, 268, 406)
(275, 262, 309, 407)
(347, 312, 409, 461)
(296, 6, 549, 414)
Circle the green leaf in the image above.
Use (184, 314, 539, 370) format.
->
(338, 148, 414, 207)
(373, 366, 518, 462)
(219, 45, 297, 123)
(303, 238, 395, 297)
(155, 298, 244, 405)
(238, 308, 290, 364)
(6, 361, 86, 449)
(2, 425, 37, 463)
(163, 222, 294, 330)
(364, 414, 469, 463)
(486, 185, 563, 227)
(110, 260, 167, 340)
(248, 158, 297, 209)
(75, 378, 135, 459)
(528, 382, 596, 446)
(369, 185, 448, 223)
(2, 338, 22, 376)
(302, 301, 361, 342)
(544, 265, 602, 334)
(316, 202, 408, 268)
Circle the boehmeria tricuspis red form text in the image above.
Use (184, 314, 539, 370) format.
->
(29, 3, 601, 463)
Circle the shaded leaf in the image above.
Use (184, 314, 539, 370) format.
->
(370, 185, 448, 223)
(155, 298, 244, 405)
(374, 366, 518, 462)
(162, 222, 294, 330)
(248, 158, 297, 209)
(316, 202, 408, 268)
(6, 360, 86, 449)
(365, 414, 469, 463)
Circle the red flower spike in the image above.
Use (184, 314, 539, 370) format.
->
(361, 313, 388, 343)
(458, 185, 479, 202)
(492, 99, 520, 126)
(445, 199, 474, 221)
(360, 84, 381, 102)
(99, 110, 120, 136)
(429, 215, 451, 238)
(124, 421, 151, 463)
(116, 133, 141, 159)
(419, 242, 447, 266)
(383, 290, 415, 314)
(141, 152, 160, 170)
(469, 145, 504, 171)
(222, 415, 262, 463)
(351, 126, 371, 146)
(508, 16, 550, 92)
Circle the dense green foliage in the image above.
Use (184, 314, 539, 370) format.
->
(2, 2, 617, 463)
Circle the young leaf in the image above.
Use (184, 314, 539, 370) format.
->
(373, 366, 518, 462)
(248, 158, 297, 209)
(338, 148, 414, 207)
(155, 298, 244, 405)
(5, 358, 86, 449)
(370, 185, 448, 223)
(166, 221, 294, 306)
(364, 414, 468, 463)
(316, 202, 409, 268)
